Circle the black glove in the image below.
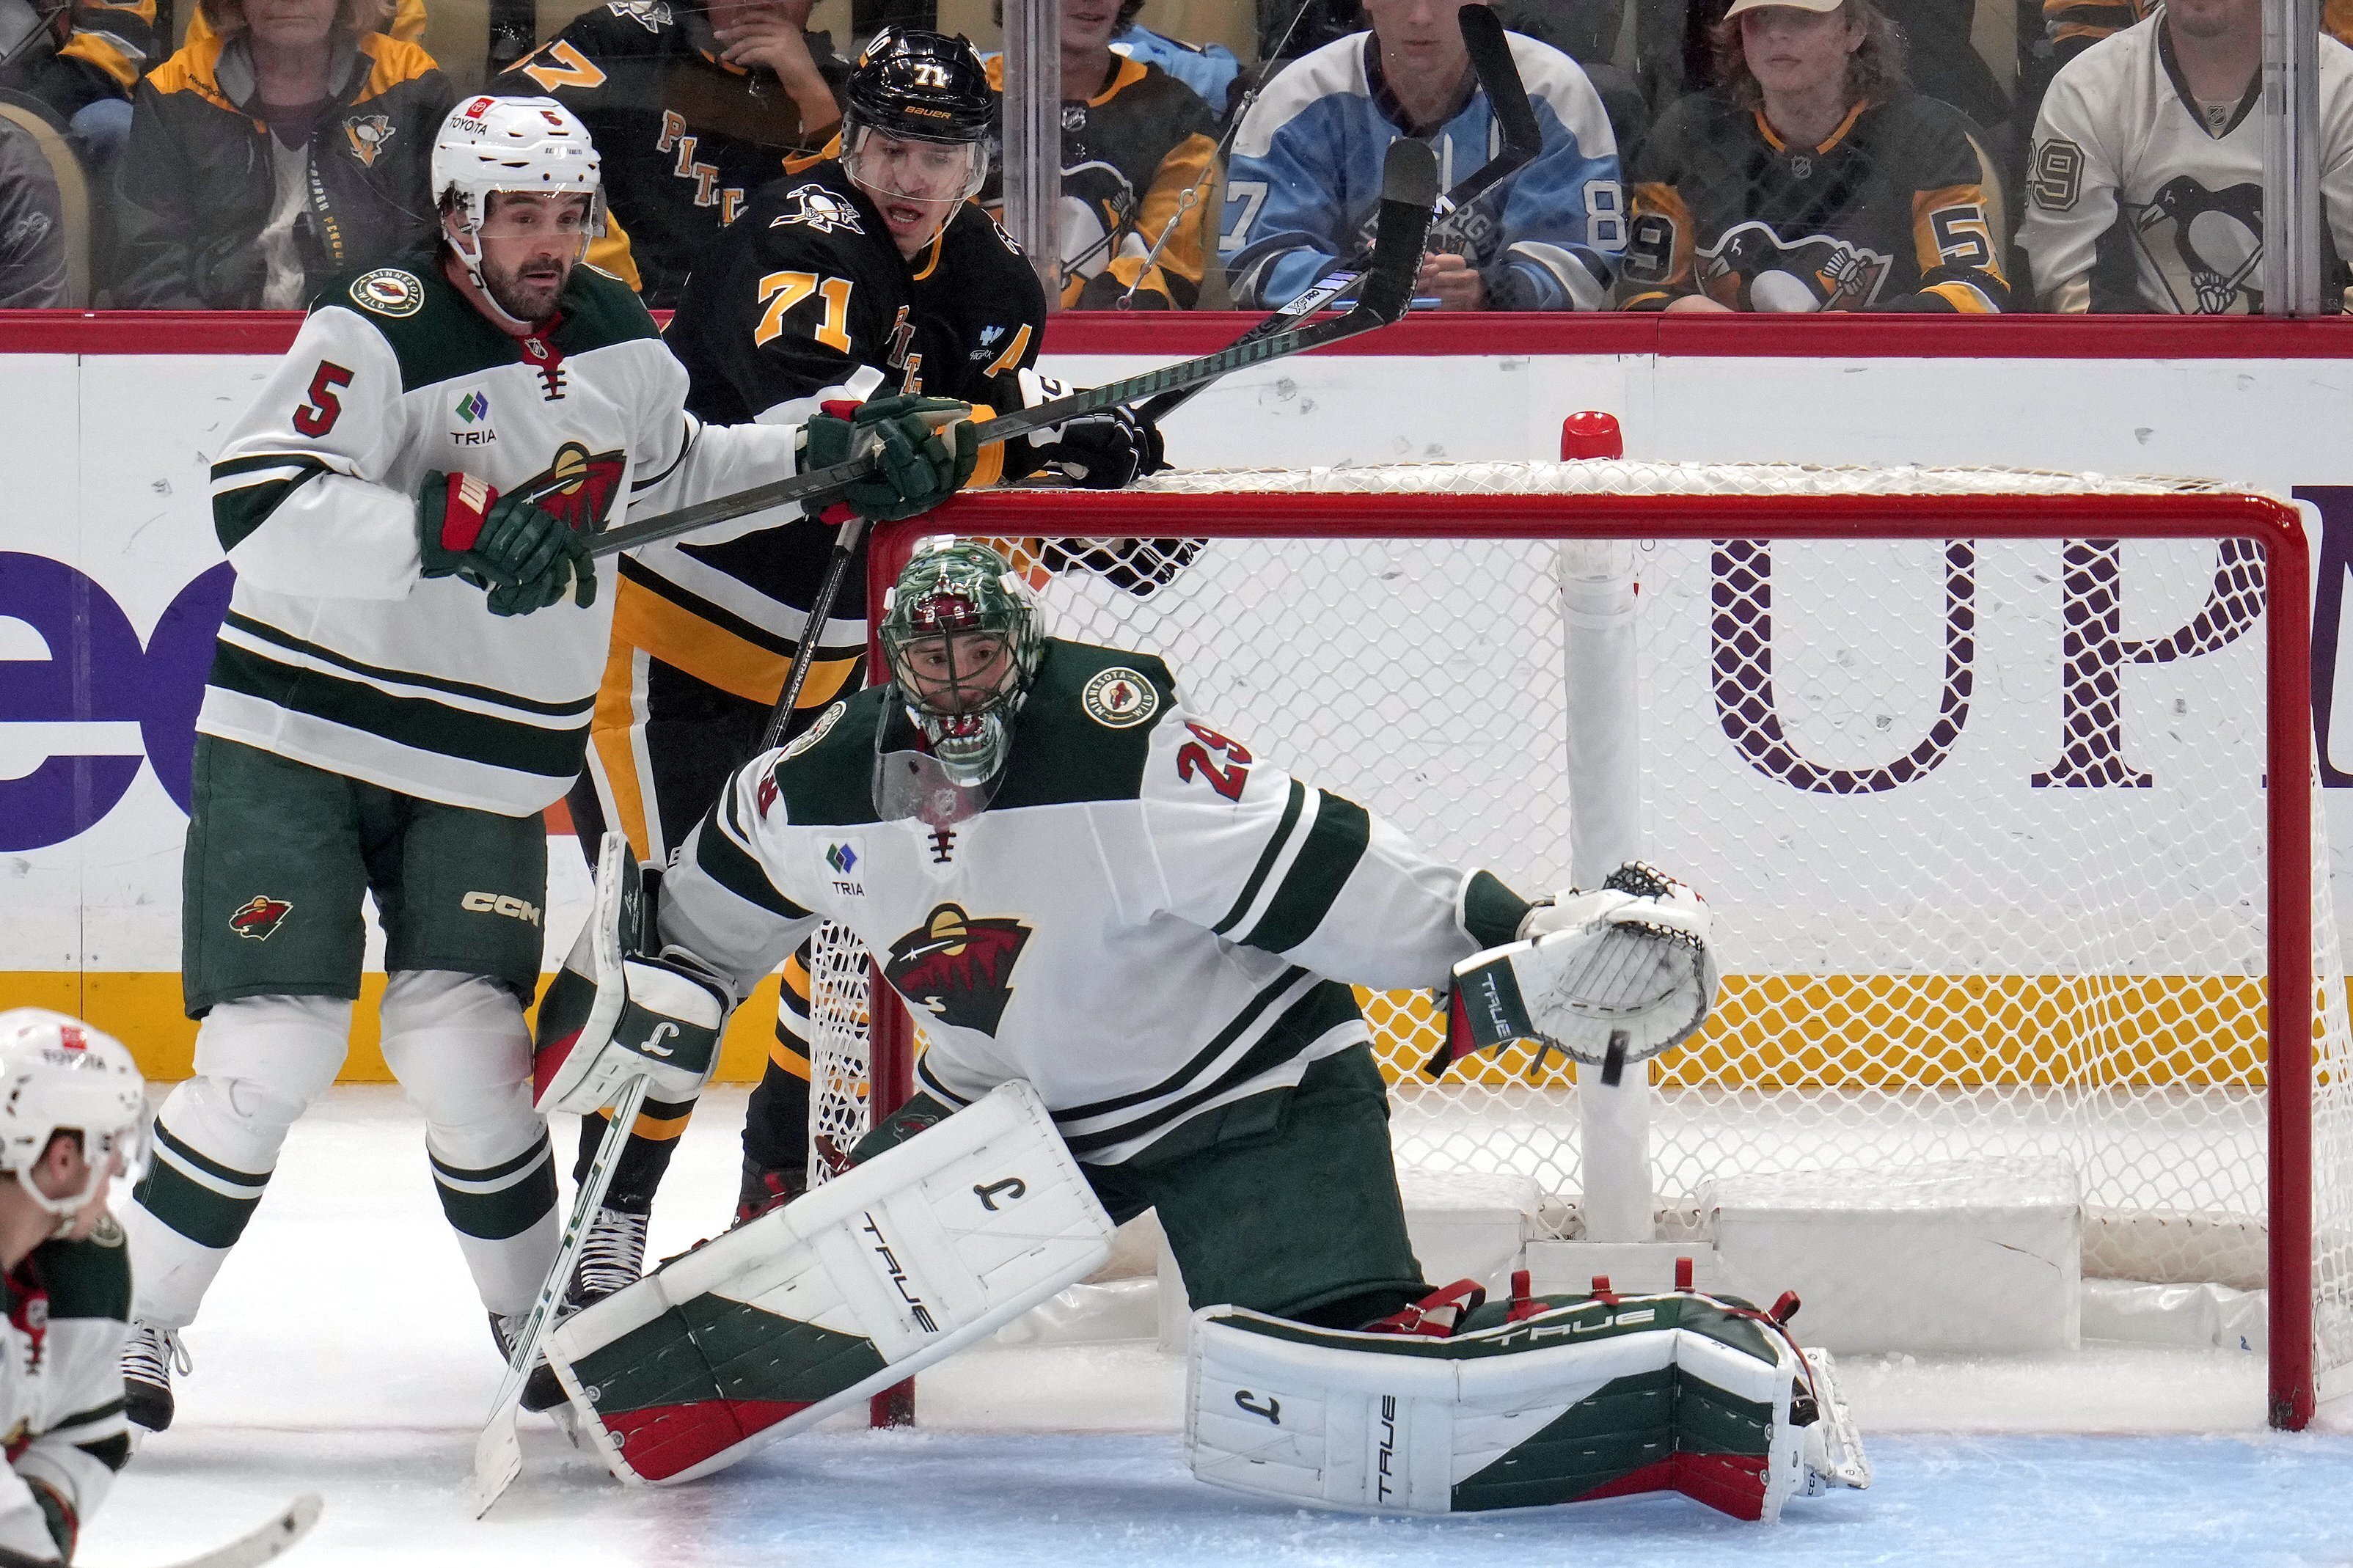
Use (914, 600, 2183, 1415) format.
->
(802, 395, 980, 521)
(1036, 405, 1167, 490)
(416, 472, 597, 615)
(1038, 538, 1201, 598)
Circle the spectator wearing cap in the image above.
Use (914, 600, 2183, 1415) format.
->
(1620, 0, 2008, 310)
(114, 0, 453, 308)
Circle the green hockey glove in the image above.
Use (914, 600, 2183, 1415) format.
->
(802, 396, 980, 522)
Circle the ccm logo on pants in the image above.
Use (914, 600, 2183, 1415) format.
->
(462, 892, 542, 926)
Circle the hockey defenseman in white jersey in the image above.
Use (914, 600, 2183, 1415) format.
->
(524, 539, 1870, 1519)
(2019, 0, 2353, 311)
(117, 95, 978, 1435)
(0, 1011, 144, 1565)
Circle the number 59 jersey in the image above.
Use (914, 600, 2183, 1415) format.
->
(655, 638, 1537, 1165)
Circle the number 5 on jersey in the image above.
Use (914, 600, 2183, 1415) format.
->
(753, 271, 855, 353)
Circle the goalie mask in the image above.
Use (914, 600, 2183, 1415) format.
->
(878, 538, 1042, 791)
(0, 1009, 146, 1230)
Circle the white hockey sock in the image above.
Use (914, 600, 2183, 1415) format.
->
(379, 970, 559, 1318)
(125, 994, 350, 1329)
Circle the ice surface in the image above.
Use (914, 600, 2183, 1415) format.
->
(78, 1088, 2353, 1568)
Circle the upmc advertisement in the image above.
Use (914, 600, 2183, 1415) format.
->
(7, 316, 2353, 1079)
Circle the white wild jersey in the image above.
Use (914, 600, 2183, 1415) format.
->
(656, 640, 1537, 1165)
(0, 1226, 132, 1559)
(202, 256, 807, 814)
(2019, 14, 2353, 312)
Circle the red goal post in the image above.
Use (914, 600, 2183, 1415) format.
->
(838, 463, 2339, 1430)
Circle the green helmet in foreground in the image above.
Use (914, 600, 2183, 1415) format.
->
(879, 538, 1043, 786)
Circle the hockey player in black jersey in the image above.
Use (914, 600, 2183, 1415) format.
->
(561, 29, 1174, 1304)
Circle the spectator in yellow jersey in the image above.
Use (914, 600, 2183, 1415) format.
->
(1620, 0, 2008, 312)
(981, 0, 1219, 308)
(115, 0, 453, 308)
(0, 0, 158, 215)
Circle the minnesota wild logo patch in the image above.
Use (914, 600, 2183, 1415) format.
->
(1081, 667, 1157, 729)
(230, 895, 293, 940)
(350, 268, 422, 317)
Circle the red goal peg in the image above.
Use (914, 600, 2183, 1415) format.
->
(1560, 410, 1623, 460)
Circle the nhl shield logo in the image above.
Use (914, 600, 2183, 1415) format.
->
(884, 904, 1031, 1035)
(1081, 667, 1157, 728)
(769, 183, 865, 235)
(230, 895, 293, 940)
(343, 112, 395, 167)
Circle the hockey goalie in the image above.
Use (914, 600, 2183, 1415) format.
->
(528, 538, 1870, 1520)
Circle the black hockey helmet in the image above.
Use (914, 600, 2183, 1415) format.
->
(846, 28, 994, 145)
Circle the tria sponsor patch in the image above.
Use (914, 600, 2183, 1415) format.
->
(1081, 667, 1157, 728)
(229, 895, 293, 940)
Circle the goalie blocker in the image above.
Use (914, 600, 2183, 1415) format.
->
(1188, 1267, 1870, 1520)
(544, 1080, 1114, 1484)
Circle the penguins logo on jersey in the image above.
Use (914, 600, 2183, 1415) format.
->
(343, 113, 395, 168)
(2131, 177, 2264, 314)
(1700, 221, 1892, 312)
(770, 183, 866, 236)
(520, 442, 627, 529)
(884, 904, 1032, 1035)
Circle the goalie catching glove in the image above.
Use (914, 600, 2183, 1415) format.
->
(1187, 1267, 1869, 1520)
(533, 833, 730, 1119)
(1432, 861, 1718, 1085)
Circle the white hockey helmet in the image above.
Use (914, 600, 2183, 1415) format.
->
(0, 1009, 145, 1223)
(433, 95, 606, 262)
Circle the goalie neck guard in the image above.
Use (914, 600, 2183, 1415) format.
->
(877, 538, 1042, 789)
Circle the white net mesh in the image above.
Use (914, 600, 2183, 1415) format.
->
(802, 460, 2353, 1404)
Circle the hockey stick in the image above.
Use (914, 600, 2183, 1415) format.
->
(464, 1074, 651, 1517)
(758, 511, 865, 753)
(1135, 4, 1538, 420)
(0, 1493, 323, 1568)
(585, 137, 1438, 561)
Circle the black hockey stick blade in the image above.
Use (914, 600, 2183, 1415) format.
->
(1134, 6, 1533, 425)
(588, 142, 1437, 561)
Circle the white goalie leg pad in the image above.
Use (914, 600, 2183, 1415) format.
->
(1188, 1286, 1854, 1522)
(545, 1080, 1113, 1486)
(533, 832, 728, 1115)
(1451, 863, 1719, 1075)
(1798, 1347, 1871, 1494)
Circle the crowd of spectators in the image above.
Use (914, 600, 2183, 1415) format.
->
(0, 0, 2345, 311)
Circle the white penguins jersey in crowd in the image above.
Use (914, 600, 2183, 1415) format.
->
(2019, 14, 2353, 312)
(202, 254, 808, 814)
(655, 640, 1537, 1165)
(1219, 29, 1623, 312)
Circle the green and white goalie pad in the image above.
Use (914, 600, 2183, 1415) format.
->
(544, 1079, 1115, 1485)
(1187, 1283, 1867, 1520)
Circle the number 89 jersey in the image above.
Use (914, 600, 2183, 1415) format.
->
(655, 639, 1535, 1167)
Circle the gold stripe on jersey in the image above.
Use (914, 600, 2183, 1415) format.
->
(609, 574, 863, 708)
(589, 642, 659, 862)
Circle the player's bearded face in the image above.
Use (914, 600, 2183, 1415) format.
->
(847, 131, 980, 257)
(465, 191, 592, 322)
(903, 631, 1014, 715)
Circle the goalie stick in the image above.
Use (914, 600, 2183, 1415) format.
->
(583, 136, 1440, 561)
(463, 1075, 651, 1517)
(1133, 3, 1539, 424)
(0, 1493, 323, 1568)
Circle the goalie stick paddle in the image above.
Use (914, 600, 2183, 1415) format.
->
(0, 1492, 326, 1568)
(585, 137, 1439, 561)
(1132, 3, 1538, 426)
(464, 1074, 651, 1517)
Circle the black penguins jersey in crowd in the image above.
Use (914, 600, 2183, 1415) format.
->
(979, 52, 1219, 309)
(629, 158, 1048, 705)
(502, 0, 852, 309)
(1621, 91, 2009, 312)
(2019, 15, 2353, 312)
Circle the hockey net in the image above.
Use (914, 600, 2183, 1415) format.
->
(799, 460, 2353, 1426)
